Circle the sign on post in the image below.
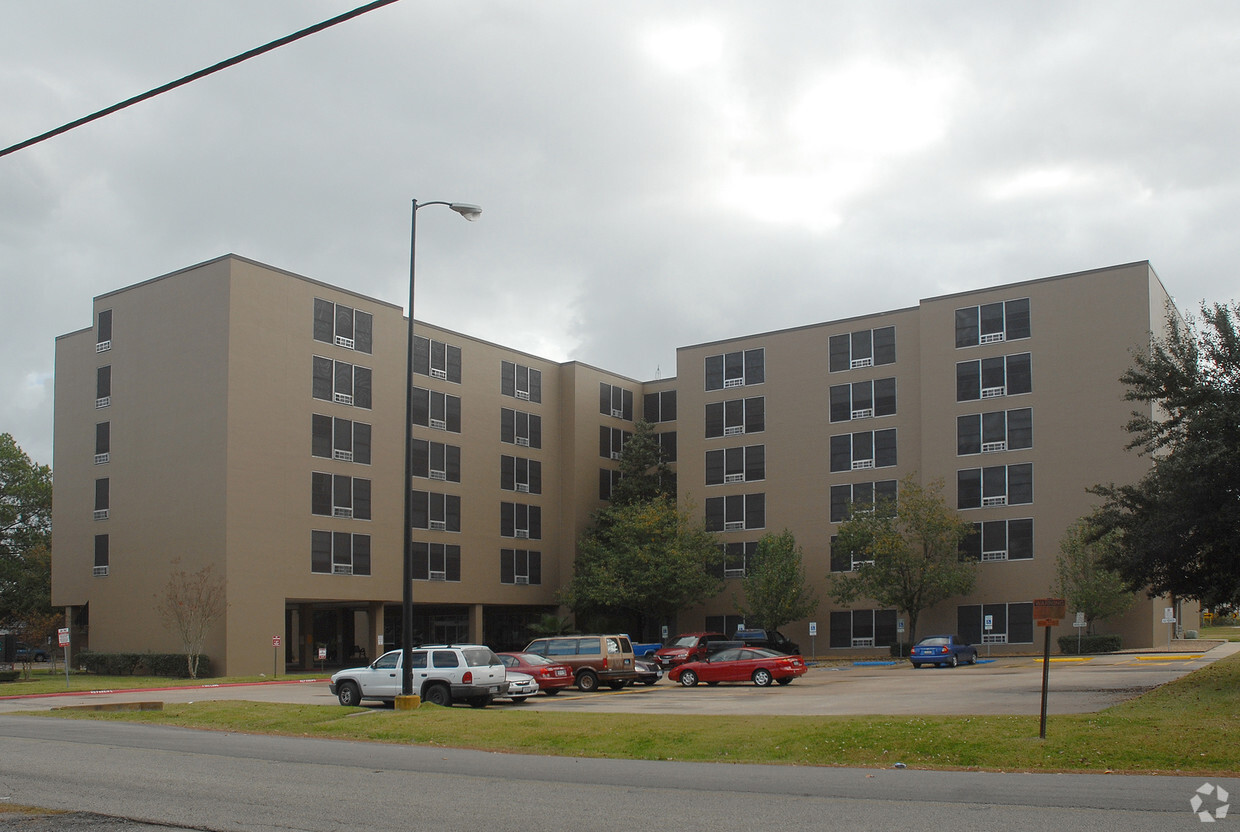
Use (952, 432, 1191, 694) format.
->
(1033, 598, 1066, 627)
(984, 614, 994, 632)
(1161, 607, 1177, 624)
(808, 622, 818, 636)
(58, 627, 70, 647)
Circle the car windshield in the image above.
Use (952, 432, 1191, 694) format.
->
(668, 636, 699, 648)
(463, 647, 500, 667)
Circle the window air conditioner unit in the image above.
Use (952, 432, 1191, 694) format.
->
(724, 568, 745, 579)
(333, 564, 353, 574)
(850, 357, 873, 369)
(93, 509, 109, 521)
(515, 436, 530, 447)
(982, 496, 1007, 507)
(96, 340, 112, 353)
(851, 637, 875, 648)
(335, 335, 355, 350)
(982, 550, 1008, 561)
(429, 470, 447, 481)
(723, 425, 744, 436)
(516, 389, 530, 401)
(431, 368, 448, 380)
(515, 529, 529, 539)
(333, 507, 353, 518)
(610, 451, 621, 460)
(515, 483, 529, 493)
(723, 521, 745, 531)
(334, 392, 354, 405)
(981, 441, 1007, 453)
(981, 386, 1005, 399)
(611, 408, 625, 418)
(723, 377, 744, 388)
(429, 520, 446, 531)
(514, 575, 529, 585)
(93, 566, 109, 577)
(429, 571, 446, 581)
(851, 408, 873, 420)
(852, 559, 875, 570)
(429, 418, 447, 430)
(96, 397, 111, 409)
(724, 473, 744, 483)
(980, 332, 1005, 344)
(334, 450, 353, 462)
(982, 633, 1007, 643)
(852, 459, 875, 470)
(94, 453, 110, 465)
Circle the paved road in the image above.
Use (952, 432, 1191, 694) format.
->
(2, 715, 1236, 831)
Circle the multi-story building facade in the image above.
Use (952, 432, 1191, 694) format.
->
(52, 255, 1189, 674)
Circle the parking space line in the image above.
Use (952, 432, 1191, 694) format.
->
(1135, 655, 1203, 661)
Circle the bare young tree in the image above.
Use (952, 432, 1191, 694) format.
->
(156, 563, 225, 678)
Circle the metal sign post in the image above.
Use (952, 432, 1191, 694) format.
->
(1032, 598, 1066, 739)
(272, 635, 281, 677)
(984, 614, 993, 658)
(1162, 606, 1177, 645)
(57, 628, 70, 687)
(808, 622, 817, 659)
(1074, 611, 1086, 654)
(897, 618, 905, 656)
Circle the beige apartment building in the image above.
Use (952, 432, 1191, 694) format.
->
(52, 255, 1190, 675)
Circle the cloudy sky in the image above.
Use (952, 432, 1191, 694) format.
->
(3, 1, 1238, 466)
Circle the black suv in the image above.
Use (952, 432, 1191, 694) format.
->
(733, 629, 800, 655)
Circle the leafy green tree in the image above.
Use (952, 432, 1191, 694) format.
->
(1054, 519, 1134, 634)
(608, 419, 675, 506)
(0, 433, 53, 630)
(1091, 302, 1240, 607)
(828, 475, 976, 644)
(737, 530, 818, 631)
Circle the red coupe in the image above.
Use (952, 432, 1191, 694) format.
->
(497, 651, 575, 695)
(668, 647, 807, 687)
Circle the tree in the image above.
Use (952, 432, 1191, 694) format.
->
(737, 530, 818, 631)
(828, 475, 976, 644)
(608, 419, 675, 506)
(156, 563, 226, 678)
(1054, 519, 1134, 634)
(1090, 301, 1240, 607)
(562, 498, 723, 640)
(0, 433, 54, 631)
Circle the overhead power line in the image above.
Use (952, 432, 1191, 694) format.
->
(0, 0, 402, 159)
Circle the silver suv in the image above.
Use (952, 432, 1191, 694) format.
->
(329, 645, 506, 708)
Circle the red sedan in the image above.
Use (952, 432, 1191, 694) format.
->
(497, 651, 575, 695)
(668, 647, 807, 687)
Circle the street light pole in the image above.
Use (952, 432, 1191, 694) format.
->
(401, 199, 480, 698)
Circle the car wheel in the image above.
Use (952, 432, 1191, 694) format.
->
(542, 688, 561, 696)
(423, 684, 452, 707)
(968, 653, 977, 665)
(912, 662, 923, 669)
(336, 681, 361, 707)
(679, 669, 699, 687)
(753, 668, 773, 687)
(776, 677, 792, 686)
(468, 695, 492, 709)
(576, 670, 599, 692)
(509, 696, 529, 704)
(641, 678, 659, 686)
(706, 681, 719, 686)
(607, 680, 627, 690)
(950, 654, 959, 668)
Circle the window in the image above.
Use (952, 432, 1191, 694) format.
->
(93, 534, 109, 577)
(599, 468, 623, 500)
(829, 378, 897, 422)
(411, 491, 461, 532)
(829, 327, 896, 372)
(500, 549, 542, 585)
(93, 478, 109, 520)
(704, 614, 746, 638)
(411, 542, 461, 581)
(706, 445, 765, 485)
(314, 298, 373, 353)
(829, 480, 897, 523)
(960, 519, 1034, 562)
(501, 408, 542, 448)
(958, 602, 1034, 645)
(501, 361, 541, 402)
(829, 535, 874, 573)
(957, 463, 1033, 509)
(644, 390, 677, 423)
(829, 609, 898, 648)
(312, 473, 371, 519)
(956, 353, 1032, 401)
(96, 365, 111, 408)
(311, 531, 372, 575)
(705, 493, 765, 532)
(411, 439, 461, 482)
(501, 456, 542, 494)
(411, 336, 462, 383)
(656, 431, 677, 463)
(411, 387, 460, 432)
(957, 408, 1032, 455)
(830, 429, 897, 472)
(94, 422, 110, 464)
(705, 397, 765, 438)
(955, 298, 1030, 348)
(711, 541, 757, 579)
(599, 426, 632, 460)
(500, 502, 542, 539)
(705, 348, 764, 390)
(96, 309, 112, 352)
(599, 382, 634, 419)
(312, 357, 372, 408)
(312, 415, 371, 464)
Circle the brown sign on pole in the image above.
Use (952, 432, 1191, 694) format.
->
(1033, 598, 1066, 627)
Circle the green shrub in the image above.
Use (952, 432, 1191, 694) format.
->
(1057, 634, 1122, 654)
(0, 670, 20, 683)
(77, 651, 212, 678)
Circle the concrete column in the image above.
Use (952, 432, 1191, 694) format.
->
(368, 601, 385, 660)
(299, 603, 314, 670)
(469, 604, 485, 645)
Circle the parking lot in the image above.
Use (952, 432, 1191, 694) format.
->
(2, 642, 1234, 716)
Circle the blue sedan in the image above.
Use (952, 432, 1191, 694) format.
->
(909, 635, 978, 668)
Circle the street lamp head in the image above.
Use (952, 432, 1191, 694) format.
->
(449, 203, 482, 221)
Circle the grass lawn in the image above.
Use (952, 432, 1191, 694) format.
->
(1200, 624, 1240, 642)
(27, 654, 1240, 776)
(0, 670, 324, 696)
